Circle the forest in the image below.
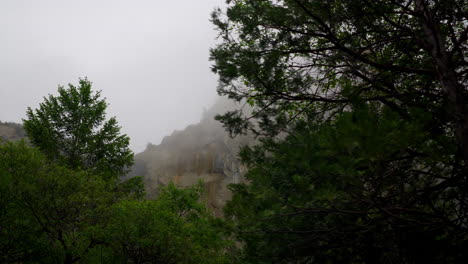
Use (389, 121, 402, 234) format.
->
(1, 0, 467, 263)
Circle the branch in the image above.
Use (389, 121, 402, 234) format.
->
(290, 0, 434, 76)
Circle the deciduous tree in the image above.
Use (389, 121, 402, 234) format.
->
(23, 78, 133, 180)
(0, 141, 114, 263)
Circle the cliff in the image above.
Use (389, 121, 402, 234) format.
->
(0, 121, 26, 142)
(131, 99, 253, 215)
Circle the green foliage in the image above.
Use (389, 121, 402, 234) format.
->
(210, 0, 465, 139)
(212, 0, 468, 262)
(1, 77, 241, 263)
(105, 182, 234, 264)
(0, 141, 235, 263)
(0, 140, 115, 263)
(23, 78, 133, 181)
(225, 105, 467, 263)
(1, 78, 240, 263)
(115, 176, 146, 200)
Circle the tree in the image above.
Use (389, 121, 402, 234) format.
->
(0, 144, 232, 264)
(210, 0, 466, 162)
(23, 78, 133, 180)
(0, 141, 115, 264)
(225, 105, 467, 263)
(103, 183, 235, 264)
(0, 141, 47, 263)
(210, 0, 468, 262)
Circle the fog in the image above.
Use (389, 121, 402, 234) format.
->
(0, 0, 226, 152)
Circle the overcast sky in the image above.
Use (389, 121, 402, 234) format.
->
(0, 0, 226, 152)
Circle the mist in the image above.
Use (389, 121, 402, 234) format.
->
(0, 0, 226, 152)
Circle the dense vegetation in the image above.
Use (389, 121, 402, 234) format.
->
(1, 0, 466, 263)
(211, 0, 467, 263)
(0, 80, 233, 263)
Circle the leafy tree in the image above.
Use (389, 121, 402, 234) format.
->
(0, 141, 235, 264)
(211, 0, 468, 262)
(210, 0, 466, 165)
(0, 141, 115, 264)
(226, 105, 467, 263)
(104, 182, 235, 264)
(23, 78, 133, 180)
(0, 141, 47, 263)
(3, 80, 237, 264)
(114, 176, 146, 200)
(0, 143, 235, 264)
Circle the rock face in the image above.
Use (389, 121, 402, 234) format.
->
(131, 100, 253, 215)
(0, 121, 25, 142)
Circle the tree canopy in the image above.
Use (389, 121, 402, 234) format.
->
(0, 141, 235, 264)
(1, 78, 237, 263)
(211, 0, 466, 157)
(23, 78, 133, 180)
(211, 0, 468, 262)
(0, 141, 114, 263)
(225, 105, 466, 262)
(104, 182, 234, 264)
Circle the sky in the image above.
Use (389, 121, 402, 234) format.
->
(0, 0, 226, 152)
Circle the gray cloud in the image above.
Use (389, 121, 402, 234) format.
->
(0, 0, 225, 152)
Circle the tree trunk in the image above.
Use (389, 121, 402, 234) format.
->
(64, 253, 75, 264)
(415, 0, 468, 172)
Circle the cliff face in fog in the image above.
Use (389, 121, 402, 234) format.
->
(131, 99, 253, 215)
(0, 121, 25, 142)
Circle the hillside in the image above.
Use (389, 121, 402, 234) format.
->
(0, 121, 25, 142)
(131, 99, 254, 215)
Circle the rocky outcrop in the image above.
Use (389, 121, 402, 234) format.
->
(131, 99, 253, 215)
(0, 121, 25, 142)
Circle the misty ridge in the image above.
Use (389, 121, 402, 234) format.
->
(0, 93, 253, 215)
(0, 121, 26, 142)
(128, 97, 255, 216)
